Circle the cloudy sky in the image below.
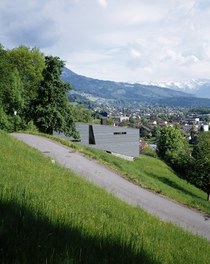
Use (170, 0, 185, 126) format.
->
(1, 0, 210, 83)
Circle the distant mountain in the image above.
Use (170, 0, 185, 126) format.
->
(62, 68, 210, 108)
(148, 79, 210, 99)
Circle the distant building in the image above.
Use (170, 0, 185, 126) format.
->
(187, 116, 200, 124)
(112, 116, 129, 123)
(200, 124, 209, 132)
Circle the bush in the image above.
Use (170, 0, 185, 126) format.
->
(140, 146, 158, 158)
(0, 108, 13, 132)
(24, 120, 39, 132)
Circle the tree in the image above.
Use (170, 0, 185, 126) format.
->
(157, 125, 187, 161)
(152, 125, 161, 138)
(32, 56, 78, 138)
(191, 132, 210, 201)
(119, 119, 129, 127)
(69, 104, 93, 123)
(0, 106, 11, 131)
(189, 124, 198, 144)
(129, 117, 136, 128)
(0, 44, 24, 131)
(157, 125, 191, 177)
(8, 46, 45, 119)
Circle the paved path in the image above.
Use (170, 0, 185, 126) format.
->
(12, 133, 210, 241)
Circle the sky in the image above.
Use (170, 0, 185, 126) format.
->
(1, 0, 210, 83)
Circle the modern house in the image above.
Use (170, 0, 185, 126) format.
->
(54, 122, 140, 158)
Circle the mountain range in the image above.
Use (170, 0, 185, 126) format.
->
(145, 79, 210, 99)
(62, 68, 210, 108)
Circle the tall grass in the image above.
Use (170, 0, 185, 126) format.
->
(1, 131, 210, 263)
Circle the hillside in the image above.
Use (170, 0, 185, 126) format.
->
(1, 131, 210, 263)
(62, 68, 210, 107)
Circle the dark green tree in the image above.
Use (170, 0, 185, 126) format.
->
(191, 132, 210, 201)
(0, 44, 24, 131)
(33, 56, 78, 138)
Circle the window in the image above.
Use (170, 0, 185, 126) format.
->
(113, 132, 127, 135)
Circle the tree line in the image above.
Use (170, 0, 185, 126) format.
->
(157, 125, 210, 201)
(0, 44, 94, 138)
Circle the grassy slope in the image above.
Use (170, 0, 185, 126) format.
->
(47, 134, 210, 214)
(1, 131, 210, 263)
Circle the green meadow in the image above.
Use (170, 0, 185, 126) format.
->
(1, 131, 210, 263)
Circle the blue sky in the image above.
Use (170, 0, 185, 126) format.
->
(1, 0, 210, 83)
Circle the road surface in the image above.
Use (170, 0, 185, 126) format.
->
(12, 133, 210, 241)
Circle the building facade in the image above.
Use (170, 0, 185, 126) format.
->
(54, 122, 140, 158)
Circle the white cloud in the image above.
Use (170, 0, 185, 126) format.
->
(202, 43, 210, 59)
(175, 0, 198, 15)
(98, 0, 108, 9)
(111, 3, 167, 26)
(0, 0, 210, 83)
(131, 48, 141, 59)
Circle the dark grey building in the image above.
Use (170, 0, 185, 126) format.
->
(54, 122, 140, 158)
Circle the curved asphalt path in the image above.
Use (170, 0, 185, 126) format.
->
(12, 133, 210, 241)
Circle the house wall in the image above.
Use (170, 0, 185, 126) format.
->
(54, 122, 140, 158)
(82, 123, 139, 157)
(203, 125, 209, 132)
